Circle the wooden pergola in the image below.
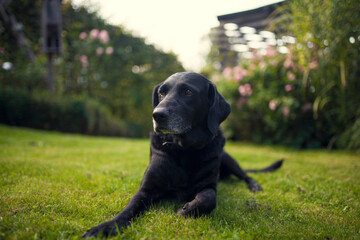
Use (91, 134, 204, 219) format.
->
(210, 1, 286, 69)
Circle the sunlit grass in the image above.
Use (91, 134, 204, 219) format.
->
(0, 125, 359, 239)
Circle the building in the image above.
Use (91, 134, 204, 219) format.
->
(210, 1, 294, 69)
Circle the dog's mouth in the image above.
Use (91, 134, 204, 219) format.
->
(154, 126, 191, 135)
(158, 129, 181, 135)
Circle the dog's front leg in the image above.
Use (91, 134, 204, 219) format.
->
(177, 188, 216, 217)
(82, 189, 159, 238)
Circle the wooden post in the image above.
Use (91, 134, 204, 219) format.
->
(42, 0, 62, 92)
(46, 53, 54, 92)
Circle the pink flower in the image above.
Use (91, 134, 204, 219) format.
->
(96, 47, 104, 56)
(79, 32, 87, 40)
(238, 83, 253, 97)
(269, 60, 277, 67)
(251, 51, 261, 62)
(259, 61, 266, 69)
(99, 30, 110, 44)
(302, 102, 312, 112)
(282, 105, 290, 117)
(268, 100, 278, 111)
(238, 85, 245, 95)
(212, 75, 220, 83)
(80, 55, 88, 68)
(249, 63, 256, 70)
(266, 46, 277, 57)
(308, 60, 318, 70)
(287, 71, 296, 81)
(90, 29, 99, 40)
(236, 97, 248, 108)
(283, 57, 294, 69)
(106, 46, 114, 55)
(285, 84, 294, 92)
(233, 66, 242, 81)
(233, 66, 248, 82)
(222, 67, 233, 80)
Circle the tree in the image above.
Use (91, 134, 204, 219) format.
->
(0, 0, 185, 136)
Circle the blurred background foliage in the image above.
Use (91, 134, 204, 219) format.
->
(202, 0, 360, 150)
(1, 0, 359, 150)
(0, 0, 184, 137)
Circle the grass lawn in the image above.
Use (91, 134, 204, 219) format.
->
(0, 124, 359, 239)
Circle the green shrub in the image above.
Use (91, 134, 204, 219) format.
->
(0, 87, 141, 137)
(205, 0, 360, 150)
(337, 109, 360, 151)
(213, 48, 326, 149)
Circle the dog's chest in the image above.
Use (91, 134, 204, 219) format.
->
(166, 150, 219, 198)
(150, 132, 223, 199)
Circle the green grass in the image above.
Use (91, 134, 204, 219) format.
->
(0, 124, 359, 239)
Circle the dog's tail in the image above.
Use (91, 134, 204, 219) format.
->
(244, 159, 284, 173)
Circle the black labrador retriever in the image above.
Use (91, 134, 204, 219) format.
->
(83, 72, 283, 238)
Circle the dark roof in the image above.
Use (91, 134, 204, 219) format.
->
(217, 1, 285, 29)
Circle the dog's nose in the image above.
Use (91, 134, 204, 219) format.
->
(153, 108, 169, 123)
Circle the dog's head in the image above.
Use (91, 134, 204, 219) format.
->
(152, 72, 230, 138)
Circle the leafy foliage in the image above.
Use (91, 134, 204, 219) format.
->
(211, 47, 324, 149)
(0, 1, 184, 137)
(283, 0, 360, 149)
(203, 0, 360, 149)
(0, 87, 138, 137)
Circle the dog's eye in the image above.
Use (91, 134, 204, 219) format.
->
(185, 89, 193, 96)
(159, 92, 166, 99)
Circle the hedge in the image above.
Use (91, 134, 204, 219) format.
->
(0, 87, 141, 137)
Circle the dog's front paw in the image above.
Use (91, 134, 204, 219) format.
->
(247, 178, 263, 192)
(176, 203, 190, 217)
(82, 220, 120, 238)
(177, 202, 201, 217)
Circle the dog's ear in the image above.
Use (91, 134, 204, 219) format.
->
(207, 82, 231, 135)
(152, 82, 162, 108)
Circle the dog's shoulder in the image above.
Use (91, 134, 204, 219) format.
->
(199, 130, 226, 159)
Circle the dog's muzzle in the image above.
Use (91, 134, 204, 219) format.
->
(152, 107, 190, 134)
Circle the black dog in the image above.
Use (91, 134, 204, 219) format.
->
(82, 72, 283, 238)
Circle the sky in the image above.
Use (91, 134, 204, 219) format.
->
(72, 0, 282, 71)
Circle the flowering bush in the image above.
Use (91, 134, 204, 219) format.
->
(207, 0, 360, 150)
(76, 29, 113, 70)
(212, 47, 324, 148)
